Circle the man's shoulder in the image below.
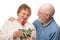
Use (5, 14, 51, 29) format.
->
(33, 19, 39, 24)
(50, 18, 59, 27)
(32, 19, 42, 29)
(33, 19, 41, 25)
(50, 20, 60, 33)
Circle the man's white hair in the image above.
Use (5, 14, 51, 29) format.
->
(39, 3, 55, 17)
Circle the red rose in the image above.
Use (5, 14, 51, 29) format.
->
(21, 20, 26, 26)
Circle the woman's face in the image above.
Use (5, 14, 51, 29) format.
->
(17, 9, 31, 22)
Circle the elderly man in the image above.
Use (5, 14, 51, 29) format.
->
(33, 4, 60, 40)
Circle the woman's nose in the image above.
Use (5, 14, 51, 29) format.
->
(24, 15, 27, 18)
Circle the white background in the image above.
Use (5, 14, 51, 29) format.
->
(0, 0, 60, 28)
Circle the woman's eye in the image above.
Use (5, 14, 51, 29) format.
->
(23, 13, 25, 15)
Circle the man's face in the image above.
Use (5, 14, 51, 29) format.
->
(17, 9, 31, 22)
(38, 9, 47, 23)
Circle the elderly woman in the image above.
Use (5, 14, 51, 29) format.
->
(0, 4, 36, 40)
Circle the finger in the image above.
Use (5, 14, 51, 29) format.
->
(8, 17, 16, 22)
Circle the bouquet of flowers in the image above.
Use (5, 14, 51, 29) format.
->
(19, 20, 34, 40)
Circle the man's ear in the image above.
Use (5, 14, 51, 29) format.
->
(46, 14, 50, 19)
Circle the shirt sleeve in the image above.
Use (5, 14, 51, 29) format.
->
(0, 20, 14, 40)
(31, 25, 36, 40)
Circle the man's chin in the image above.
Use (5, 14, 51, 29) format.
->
(40, 20, 44, 23)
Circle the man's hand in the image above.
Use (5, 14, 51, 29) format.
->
(8, 17, 16, 22)
(13, 30, 23, 39)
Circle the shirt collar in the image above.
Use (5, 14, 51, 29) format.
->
(43, 19, 52, 26)
(38, 17, 53, 27)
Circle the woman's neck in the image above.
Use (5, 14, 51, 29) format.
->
(16, 18, 21, 23)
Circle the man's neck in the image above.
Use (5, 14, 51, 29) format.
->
(42, 18, 52, 26)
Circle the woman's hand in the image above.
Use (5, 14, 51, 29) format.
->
(25, 37, 32, 40)
(13, 30, 23, 39)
